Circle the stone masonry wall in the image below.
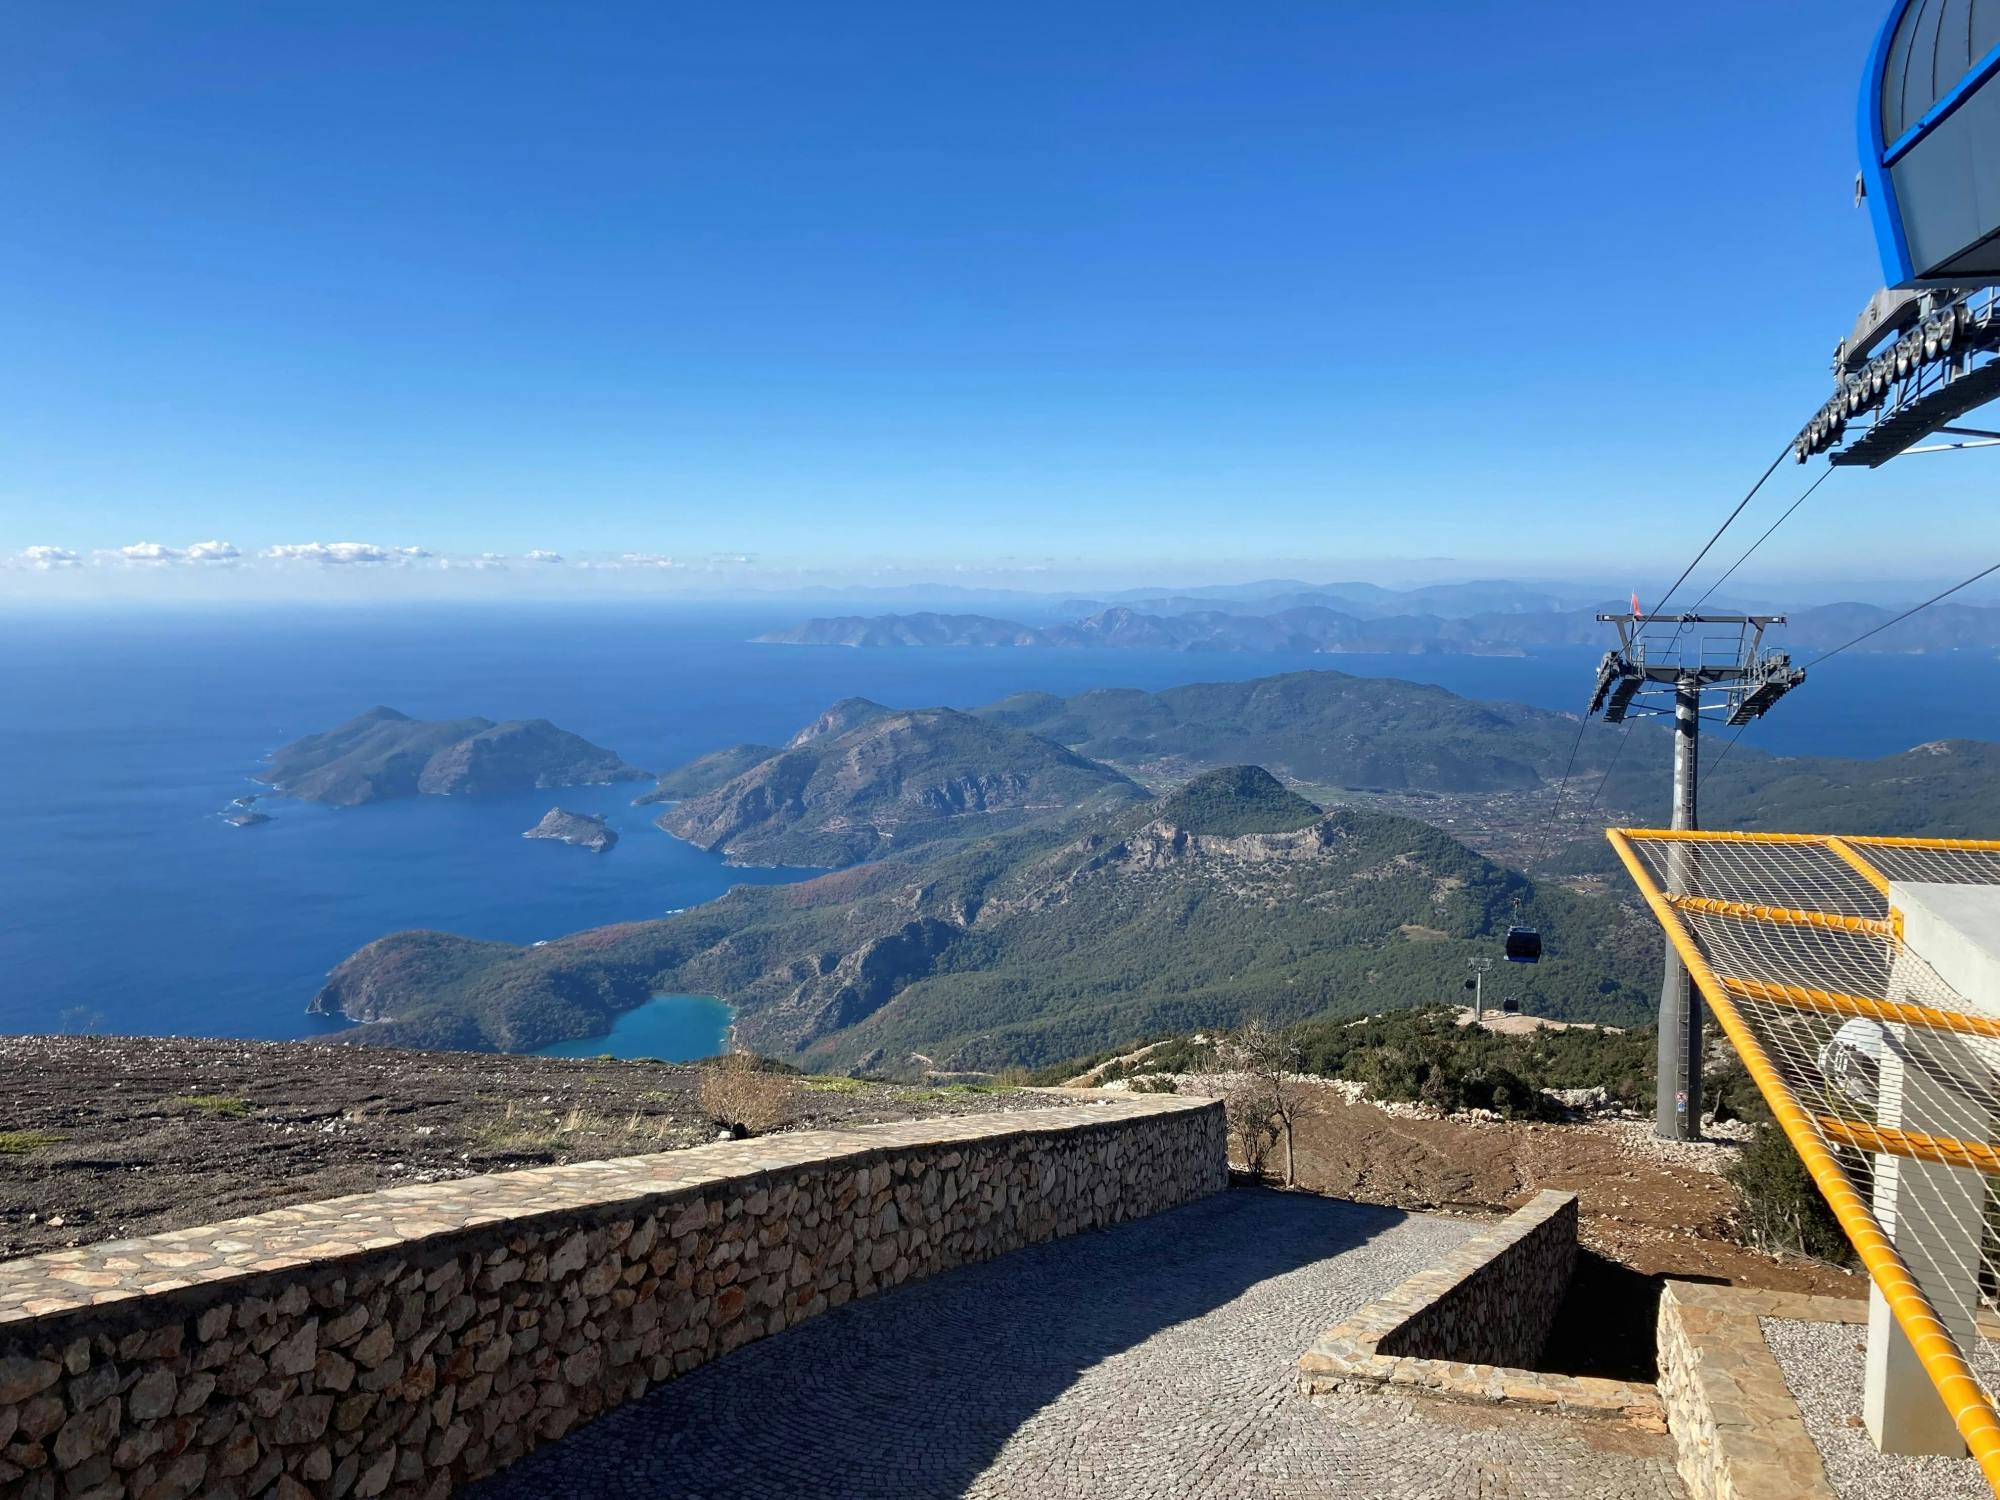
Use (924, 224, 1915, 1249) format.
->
(1655, 1281, 1844, 1500)
(1374, 1189, 1577, 1365)
(1295, 1190, 1651, 1422)
(0, 1093, 1226, 1500)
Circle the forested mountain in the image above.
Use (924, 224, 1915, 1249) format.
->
(650, 706, 1147, 867)
(315, 771, 1653, 1066)
(975, 671, 1596, 790)
(639, 671, 2000, 865)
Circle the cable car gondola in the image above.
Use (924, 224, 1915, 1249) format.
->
(1503, 926, 1542, 964)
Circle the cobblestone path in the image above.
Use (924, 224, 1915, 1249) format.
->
(471, 1190, 1685, 1500)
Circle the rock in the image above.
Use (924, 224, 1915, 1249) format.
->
(349, 1325, 394, 1369)
(266, 1320, 317, 1379)
(126, 1368, 177, 1421)
(52, 1398, 118, 1470)
(0, 1356, 59, 1405)
(521, 808, 617, 854)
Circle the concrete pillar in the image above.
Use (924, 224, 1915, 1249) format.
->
(1865, 883, 2000, 1457)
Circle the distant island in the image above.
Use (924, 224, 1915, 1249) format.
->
(256, 707, 647, 807)
(523, 807, 617, 853)
(220, 808, 271, 828)
(757, 597, 2000, 658)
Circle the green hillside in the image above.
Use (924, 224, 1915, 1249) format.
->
(975, 671, 1609, 791)
(318, 787, 1654, 1067)
(1156, 765, 1322, 834)
(653, 706, 1148, 866)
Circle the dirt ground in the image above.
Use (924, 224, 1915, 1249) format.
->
(0, 1035, 1075, 1261)
(3, 1034, 1861, 1324)
(1282, 1089, 1858, 1296)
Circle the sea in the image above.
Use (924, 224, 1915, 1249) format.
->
(3, 603, 1997, 1055)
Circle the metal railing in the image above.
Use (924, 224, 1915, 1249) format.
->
(1609, 827, 2000, 1495)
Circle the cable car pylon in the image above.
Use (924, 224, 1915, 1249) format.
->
(1587, 608, 1805, 1141)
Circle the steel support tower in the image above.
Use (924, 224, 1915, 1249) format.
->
(1587, 613, 1806, 1140)
(1465, 957, 1493, 1023)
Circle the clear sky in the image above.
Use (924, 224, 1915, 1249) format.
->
(4, 1, 1994, 601)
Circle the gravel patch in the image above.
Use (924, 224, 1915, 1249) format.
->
(1762, 1317, 1993, 1500)
(1585, 1116, 1753, 1177)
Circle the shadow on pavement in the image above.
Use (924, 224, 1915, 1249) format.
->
(468, 1187, 1410, 1500)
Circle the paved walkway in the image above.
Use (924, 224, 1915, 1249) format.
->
(470, 1190, 1685, 1500)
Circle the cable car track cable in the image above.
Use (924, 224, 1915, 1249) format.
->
(1683, 465, 1838, 618)
(1639, 442, 1793, 633)
(1804, 559, 2000, 667)
(1532, 450, 1823, 876)
(1531, 446, 1800, 873)
(1699, 556, 2000, 793)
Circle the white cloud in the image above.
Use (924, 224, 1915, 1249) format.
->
(85, 539, 244, 567)
(708, 552, 754, 567)
(114, 541, 182, 565)
(617, 552, 679, 570)
(263, 542, 426, 566)
(12, 545, 81, 571)
(521, 549, 566, 564)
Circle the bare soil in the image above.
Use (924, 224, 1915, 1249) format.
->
(1283, 1091, 1858, 1299)
(0, 1035, 1074, 1261)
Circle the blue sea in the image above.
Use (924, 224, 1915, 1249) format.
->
(3, 603, 1996, 1052)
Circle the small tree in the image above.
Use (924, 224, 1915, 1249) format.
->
(1230, 1021, 1308, 1188)
(699, 1053, 800, 1138)
(1726, 1123, 1857, 1267)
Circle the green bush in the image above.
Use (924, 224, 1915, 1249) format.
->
(1726, 1124, 1856, 1267)
(1289, 1006, 1654, 1118)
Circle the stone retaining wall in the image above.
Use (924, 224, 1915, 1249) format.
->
(1375, 1189, 1577, 1365)
(1296, 1191, 1659, 1422)
(0, 1093, 1225, 1500)
(1655, 1281, 1847, 1500)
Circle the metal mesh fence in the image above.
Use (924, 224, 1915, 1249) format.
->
(1609, 829, 2000, 1493)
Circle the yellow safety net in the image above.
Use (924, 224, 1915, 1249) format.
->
(1608, 829, 2000, 1494)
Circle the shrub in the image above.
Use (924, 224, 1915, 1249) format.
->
(0, 1131, 63, 1154)
(1726, 1123, 1856, 1267)
(800, 1075, 872, 1094)
(699, 1053, 800, 1138)
(174, 1094, 250, 1119)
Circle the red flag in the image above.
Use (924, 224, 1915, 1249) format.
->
(1631, 591, 1642, 617)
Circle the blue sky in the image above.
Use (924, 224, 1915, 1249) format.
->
(4, 1, 1993, 600)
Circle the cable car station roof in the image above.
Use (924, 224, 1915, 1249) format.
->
(1866, 0, 2000, 287)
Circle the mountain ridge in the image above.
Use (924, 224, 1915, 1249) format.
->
(757, 600, 2000, 657)
(651, 704, 1149, 867)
